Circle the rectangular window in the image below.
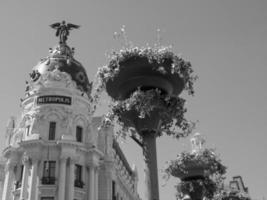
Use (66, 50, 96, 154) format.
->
(42, 161, 56, 185)
(112, 181, 116, 200)
(41, 197, 54, 200)
(48, 122, 56, 140)
(76, 126, 83, 142)
(15, 165, 24, 189)
(19, 165, 24, 181)
(75, 164, 82, 181)
(74, 164, 84, 188)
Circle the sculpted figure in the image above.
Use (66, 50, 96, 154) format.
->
(50, 21, 80, 44)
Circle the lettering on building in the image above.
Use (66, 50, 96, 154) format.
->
(37, 95, 72, 105)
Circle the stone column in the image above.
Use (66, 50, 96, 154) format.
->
(19, 157, 30, 200)
(99, 161, 114, 200)
(88, 166, 95, 200)
(85, 167, 89, 200)
(35, 161, 41, 200)
(29, 159, 38, 200)
(58, 157, 67, 200)
(94, 167, 99, 200)
(68, 159, 75, 200)
(2, 161, 16, 200)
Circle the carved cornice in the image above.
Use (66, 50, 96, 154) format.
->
(86, 148, 104, 168)
(87, 147, 104, 158)
(38, 185, 57, 197)
(59, 154, 68, 162)
(2, 146, 20, 159)
(74, 188, 86, 199)
(19, 140, 44, 162)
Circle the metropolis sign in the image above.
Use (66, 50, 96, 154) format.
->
(37, 95, 72, 105)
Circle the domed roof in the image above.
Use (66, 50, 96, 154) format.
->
(31, 43, 92, 95)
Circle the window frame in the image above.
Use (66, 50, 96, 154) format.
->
(48, 121, 56, 140)
(41, 197, 54, 200)
(15, 165, 24, 189)
(74, 164, 84, 188)
(112, 181, 116, 200)
(76, 126, 83, 142)
(75, 164, 82, 181)
(26, 125, 31, 136)
(43, 161, 56, 178)
(42, 161, 56, 185)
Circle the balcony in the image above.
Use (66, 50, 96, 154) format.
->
(41, 177, 56, 185)
(74, 179, 84, 188)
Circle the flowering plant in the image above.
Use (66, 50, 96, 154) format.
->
(165, 149, 226, 178)
(94, 46, 197, 102)
(165, 149, 226, 200)
(176, 178, 218, 200)
(102, 88, 195, 138)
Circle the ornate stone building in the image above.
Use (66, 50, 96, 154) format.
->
(223, 176, 250, 199)
(1, 26, 141, 200)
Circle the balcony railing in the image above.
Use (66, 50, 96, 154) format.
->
(41, 177, 56, 185)
(74, 179, 84, 188)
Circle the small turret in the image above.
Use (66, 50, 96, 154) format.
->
(5, 116, 16, 146)
(6, 116, 15, 131)
(190, 132, 206, 154)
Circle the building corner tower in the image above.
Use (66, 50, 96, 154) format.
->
(2, 23, 103, 200)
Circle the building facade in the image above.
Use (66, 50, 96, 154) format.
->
(1, 34, 141, 200)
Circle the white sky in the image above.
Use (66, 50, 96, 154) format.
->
(0, 1, 266, 199)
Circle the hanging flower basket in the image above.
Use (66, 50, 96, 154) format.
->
(176, 178, 218, 200)
(170, 160, 209, 180)
(106, 55, 184, 100)
(165, 149, 226, 180)
(95, 46, 197, 137)
(95, 47, 196, 101)
(165, 149, 226, 200)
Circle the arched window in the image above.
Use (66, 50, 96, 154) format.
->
(76, 126, 83, 142)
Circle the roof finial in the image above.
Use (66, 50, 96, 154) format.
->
(50, 21, 80, 44)
(190, 132, 206, 153)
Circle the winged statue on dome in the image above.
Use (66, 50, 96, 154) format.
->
(50, 21, 80, 44)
